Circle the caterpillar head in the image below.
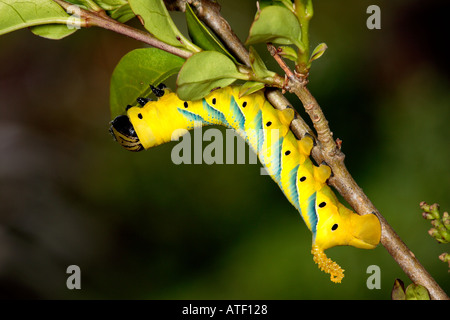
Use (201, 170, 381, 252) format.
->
(311, 186, 381, 283)
(109, 114, 144, 152)
(110, 84, 170, 151)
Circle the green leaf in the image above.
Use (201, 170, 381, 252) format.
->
(0, 0, 78, 39)
(185, 3, 237, 63)
(66, 0, 129, 11)
(67, 0, 134, 23)
(110, 48, 185, 119)
(177, 51, 246, 101)
(246, 5, 302, 48)
(309, 42, 327, 63)
(277, 0, 295, 11)
(258, 0, 287, 10)
(63, 0, 87, 8)
(278, 45, 298, 62)
(30, 24, 77, 40)
(108, 3, 135, 23)
(239, 81, 265, 98)
(405, 284, 430, 300)
(95, 0, 128, 11)
(129, 0, 197, 51)
(259, 0, 295, 11)
(249, 46, 276, 79)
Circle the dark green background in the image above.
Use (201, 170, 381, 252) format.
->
(0, 0, 449, 299)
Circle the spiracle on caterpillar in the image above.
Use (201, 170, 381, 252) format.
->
(110, 85, 381, 283)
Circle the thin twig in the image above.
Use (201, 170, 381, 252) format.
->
(266, 43, 296, 80)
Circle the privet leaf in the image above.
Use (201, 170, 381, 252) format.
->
(239, 81, 265, 98)
(108, 4, 135, 23)
(185, 3, 237, 63)
(278, 45, 298, 62)
(0, 0, 78, 39)
(246, 5, 302, 48)
(405, 284, 430, 300)
(30, 24, 78, 40)
(309, 43, 327, 63)
(129, 0, 193, 49)
(277, 0, 295, 11)
(258, 0, 287, 10)
(249, 46, 276, 79)
(110, 48, 184, 118)
(177, 51, 246, 101)
(63, 0, 89, 9)
(95, 0, 128, 11)
(65, 0, 127, 11)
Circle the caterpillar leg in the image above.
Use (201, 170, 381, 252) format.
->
(314, 163, 332, 184)
(298, 135, 314, 156)
(279, 108, 295, 127)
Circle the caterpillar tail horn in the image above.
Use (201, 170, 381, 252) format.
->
(311, 245, 345, 283)
(312, 203, 381, 283)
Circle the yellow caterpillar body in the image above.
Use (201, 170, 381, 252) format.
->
(110, 85, 381, 283)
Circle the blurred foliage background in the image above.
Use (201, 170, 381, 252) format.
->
(0, 0, 449, 299)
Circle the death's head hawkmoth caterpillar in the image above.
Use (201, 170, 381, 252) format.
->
(110, 85, 381, 283)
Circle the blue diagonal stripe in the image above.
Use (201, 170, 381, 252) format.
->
(177, 108, 207, 128)
(289, 164, 300, 212)
(307, 192, 318, 236)
(254, 110, 264, 155)
(272, 136, 284, 184)
(229, 96, 246, 131)
(202, 99, 229, 126)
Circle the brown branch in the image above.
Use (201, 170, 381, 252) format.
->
(170, 0, 449, 300)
